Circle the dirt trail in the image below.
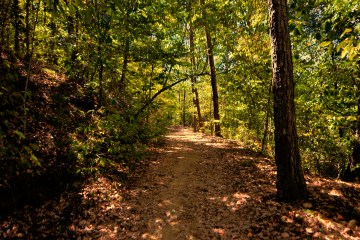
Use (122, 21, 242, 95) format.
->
(133, 127, 226, 239)
(120, 126, 266, 239)
(2, 127, 360, 239)
(116, 127, 360, 240)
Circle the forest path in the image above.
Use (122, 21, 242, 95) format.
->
(115, 127, 360, 239)
(2, 127, 360, 239)
(119, 126, 274, 239)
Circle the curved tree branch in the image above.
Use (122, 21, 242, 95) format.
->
(134, 72, 209, 119)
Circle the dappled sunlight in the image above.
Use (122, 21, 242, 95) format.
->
(212, 227, 226, 236)
(209, 192, 251, 212)
(3, 127, 360, 239)
(290, 208, 359, 239)
(328, 189, 343, 197)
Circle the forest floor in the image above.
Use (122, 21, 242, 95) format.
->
(1, 127, 360, 239)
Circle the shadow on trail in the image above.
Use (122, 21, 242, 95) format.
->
(1, 125, 359, 239)
(109, 128, 360, 239)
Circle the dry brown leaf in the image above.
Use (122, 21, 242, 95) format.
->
(302, 202, 312, 209)
(348, 219, 357, 228)
(281, 232, 290, 238)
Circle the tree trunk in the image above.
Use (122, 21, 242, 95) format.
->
(201, 0, 221, 137)
(24, 0, 31, 61)
(267, 0, 307, 201)
(12, 0, 20, 56)
(120, 38, 129, 94)
(188, 0, 202, 132)
(98, 46, 104, 107)
(261, 83, 272, 153)
(183, 90, 186, 126)
(0, 1, 11, 45)
(343, 96, 360, 181)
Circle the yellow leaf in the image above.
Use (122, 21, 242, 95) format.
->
(320, 41, 331, 47)
(31, 154, 41, 166)
(341, 44, 351, 58)
(346, 116, 357, 121)
(340, 28, 352, 38)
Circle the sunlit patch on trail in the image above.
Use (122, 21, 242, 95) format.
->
(212, 227, 226, 236)
(328, 189, 343, 197)
(209, 192, 251, 212)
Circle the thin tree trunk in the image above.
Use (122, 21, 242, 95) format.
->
(183, 90, 186, 126)
(201, 0, 221, 137)
(24, 0, 31, 61)
(120, 38, 129, 94)
(23, 0, 40, 133)
(261, 83, 272, 153)
(0, 1, 11, 44)
(344, 96, 360, 181)
(12, 0, 20, 56)
(98, 46, 104, 107)
(268, 0, 307, 201)
(188, 0, 202, 132)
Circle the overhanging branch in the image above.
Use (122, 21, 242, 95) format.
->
(134, 72, 209, 119)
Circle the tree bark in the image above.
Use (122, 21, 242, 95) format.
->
(24, 0, 31, 61)
(343, 96, 360, 181)
(267, 0, 307, 201)
(201, 0, 221, 137)
(12, 0, 20, 56)
(120, 38, 129, 94)
(0, 1, 11, 44)
(188, 0, 202, 132)
(120, 10, 131, 95)
(261, 83, 272, 153)
(98, 46, 104, 107)
(183, 89, 186, 126)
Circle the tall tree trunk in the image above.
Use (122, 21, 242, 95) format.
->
(0, 1, 11, 45)
(201, 0, 221, 137)
(267, 0, 307, 201)
(12, 0, 20, 56)
(261, 83, 272, 153)
(183, 89, 186, 126)
(120, 9, 130, 95)
(98, 46, 104, 107)
(24, 0, 31, 61)
(120, 38, 129, 94)
(188, 0, 202, 132)
(344, 96, 360, 181)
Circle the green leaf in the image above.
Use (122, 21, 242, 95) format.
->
(99, 158, 107, 167)
(68, 3, 77, 14)
(30, 154, 41, 166)
(14, 130, 25, 140)
(84, 8, 92, 24)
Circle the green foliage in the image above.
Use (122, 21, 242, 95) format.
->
(291, 0, 359, 177)
(0, 63, 40, 172)
(0, 0, 359, 181)
(71, 107, 169, 175)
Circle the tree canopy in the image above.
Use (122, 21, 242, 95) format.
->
(0, 0, 359, 205)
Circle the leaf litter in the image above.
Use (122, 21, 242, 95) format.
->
(1, 127, 360, 239)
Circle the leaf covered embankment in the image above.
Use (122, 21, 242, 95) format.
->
(0, 50, 92, 214)
(0, 51, 166, 216)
